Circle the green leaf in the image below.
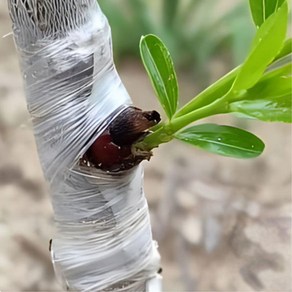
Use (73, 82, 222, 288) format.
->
(174, 67, 239, 118)
(140, 34, 179, 119)
(230, 94, 292, 123)
(175, 124, 265, 158)
(230, 60, 292, 123)
(248, 64, 292, 98)
(232, 2, 288, 91)
(266, 55, 291, 74)
(249, 0, 285, 27)
(274, 38, 292, 61)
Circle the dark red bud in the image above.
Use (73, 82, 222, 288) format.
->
(82, 106, 160, 171)
(85, 132, 131, 170)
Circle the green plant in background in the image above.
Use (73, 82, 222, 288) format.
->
(99, 0, 254, 84)
(135, 0, 291, 159)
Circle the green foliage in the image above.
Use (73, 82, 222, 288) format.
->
(229, 97, 291, 123)
(175, 124, 265, 158)
(249, 0, 285, 27)
(140, 35, 178, 119)
(232, 2, 288, 91)
(136, 0, 291, 159)
(230, 61, 292, 122)
(275, 38, 292, 60)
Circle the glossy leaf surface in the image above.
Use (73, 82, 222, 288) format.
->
(232, 2, 288, 91)
(175, 124, 265, 158)
(140, 34, 178, 119)
(248, 64, 291, 97)
(249, 0, 285, 27)
(230, 95, 291, 123)
(230, 60, 291, 123)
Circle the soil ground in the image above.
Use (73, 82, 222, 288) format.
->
(0, 2, 291, 291)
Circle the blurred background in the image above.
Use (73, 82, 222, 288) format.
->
(0, 0, 291, 291)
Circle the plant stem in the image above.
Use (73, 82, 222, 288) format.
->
(137, 66, 242, 151)
(174, 66, 240, 117)
(137, 94, 230, 150)
(172, 98, 228, 131)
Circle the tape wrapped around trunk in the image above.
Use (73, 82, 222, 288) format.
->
(8, 0, 161, 291)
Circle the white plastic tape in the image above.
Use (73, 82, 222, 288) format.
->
(8, 0, 161, 291)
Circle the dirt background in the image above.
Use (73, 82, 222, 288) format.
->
(0, 1, 291, 291)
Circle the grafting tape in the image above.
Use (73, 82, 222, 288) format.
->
(8, 0, 161, 291)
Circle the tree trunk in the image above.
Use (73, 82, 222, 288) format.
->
(7, 0, 162, 290)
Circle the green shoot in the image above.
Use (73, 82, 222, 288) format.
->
(136, 0, 291, 159)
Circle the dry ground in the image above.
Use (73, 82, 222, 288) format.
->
(0, 2, 291, 291)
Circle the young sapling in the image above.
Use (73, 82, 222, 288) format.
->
(134, 0, 291, 160)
